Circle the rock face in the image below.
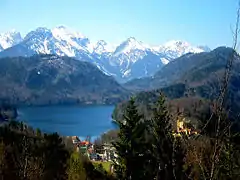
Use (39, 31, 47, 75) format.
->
(0, 54, 130, 105)
(0, 26, 209, 82)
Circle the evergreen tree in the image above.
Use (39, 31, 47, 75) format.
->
(172, 136, 187, 180)
(112, 97, 147, 180)
(42, 133, 69, 180)
(149, 93, 185, 180)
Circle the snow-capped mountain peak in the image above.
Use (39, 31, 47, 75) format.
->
(52, 26, 86, 40)
(153, 40, 204, 59)
(126, 37, 137, 43)
(35, 27, 51, 33)
(51, 26, 90, 53)
(166, 40, 203, 52)
(123, 37, 146, 51)
(0, 29, 22, 50)
(23, 27, 52, 41)
(113, 37, 149, 56)
(162, 40, 202, 53)
(20, 26, 92, 57)
(0, 27, 211, 82)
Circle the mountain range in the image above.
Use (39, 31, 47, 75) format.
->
(0, 26, 210, 82)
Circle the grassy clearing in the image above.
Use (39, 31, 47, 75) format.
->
(92, 161, 112, 172)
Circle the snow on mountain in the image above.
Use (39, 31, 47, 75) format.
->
(153, 40, 204, 59)
(21, 26, 94, 59)
(160, 58, 170, 65)
(23, 27, 54, 54)
(113, 37, 149, 55)
(93, 40, 116, 55)
(51, 26, 92, 54)
(110, 37, 151, 68)
(0, 27, 210, 82)
(0, 30, 22, 50)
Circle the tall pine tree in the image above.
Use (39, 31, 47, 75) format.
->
(112, 97, 147, 180)
(149, 93, 186, 180)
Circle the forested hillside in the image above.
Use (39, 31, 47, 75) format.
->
(0, 54, 130, 106)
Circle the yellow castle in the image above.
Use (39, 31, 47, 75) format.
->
(173, 117, 198, 137)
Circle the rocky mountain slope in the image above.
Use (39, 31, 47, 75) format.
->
(0, 26, 209, 82)
(0, 54, 130, 105)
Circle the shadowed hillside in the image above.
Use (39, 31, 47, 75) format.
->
(0, 54, 130, 106)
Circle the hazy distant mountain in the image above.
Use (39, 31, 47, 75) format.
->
(0, 54, 130, 105)
(0, 26, 210, 82)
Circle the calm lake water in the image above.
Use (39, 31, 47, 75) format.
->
(17, 105, 116, 140)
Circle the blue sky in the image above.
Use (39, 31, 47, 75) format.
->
(0, 0, 239, 48)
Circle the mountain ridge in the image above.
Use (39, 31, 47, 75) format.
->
(0, 26, 210, 82)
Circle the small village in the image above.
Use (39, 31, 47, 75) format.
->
(68, 116, 198, 163)
(69, 136, 117, 162)
(66, 135, 117, 172)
